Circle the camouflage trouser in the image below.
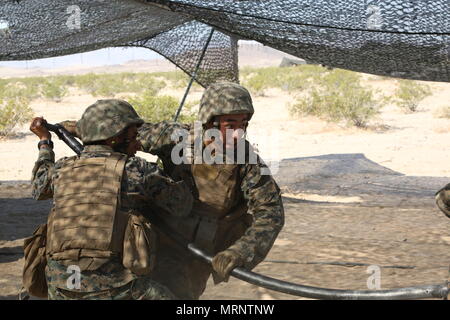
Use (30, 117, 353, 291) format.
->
(149, 232, 212, 300)
(149, 214, 253, 299)
(48, 276, 176, 300)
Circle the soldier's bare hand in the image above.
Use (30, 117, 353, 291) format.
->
(30, 117, 51, 140)
(211, 249, 243, 282)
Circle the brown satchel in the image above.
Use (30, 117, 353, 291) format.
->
(22, 223, 48, 298)
(122, 212, 157, 276)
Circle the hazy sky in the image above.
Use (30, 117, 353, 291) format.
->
(0, 41, 257, 69)
(0, 47, 164, 69)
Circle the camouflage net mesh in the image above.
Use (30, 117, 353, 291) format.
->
(0, 1, 238, 87)
(0, 0, 448, 83)
(154, 0, 449, 82)
(123, 21, 239, 87)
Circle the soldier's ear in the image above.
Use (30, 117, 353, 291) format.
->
(204, 119, 218, 130)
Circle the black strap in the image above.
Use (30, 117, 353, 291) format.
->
(38, 139, 54, 150)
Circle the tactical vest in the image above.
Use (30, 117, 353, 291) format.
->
(46, 153, 155, 273)
(192, 163, 252, 253)
(165, 162, 252, 254)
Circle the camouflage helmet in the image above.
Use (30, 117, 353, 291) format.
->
(436, 186, 450, 218)
(77, 99, 144, 143)
(198, 81, 254, 125)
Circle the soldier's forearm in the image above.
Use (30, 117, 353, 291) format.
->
(138, 121, 189, 156)
(31, 148, 56, 200)
(228, 209, 284, 270)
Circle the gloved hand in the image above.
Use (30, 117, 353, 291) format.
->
(211, 249, 244, 282)
(58, 120, 79, 138)
(436, 185, 450, 218)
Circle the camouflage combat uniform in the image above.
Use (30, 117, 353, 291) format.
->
(32, 144, 192, 300)
(138, 120, 285, 299)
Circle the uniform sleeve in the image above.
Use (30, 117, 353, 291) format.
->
(31, 147, 57, 200)
(125, 157, 193, 218)
(138, 121, 190, 158)
(227, 160, 285, 270)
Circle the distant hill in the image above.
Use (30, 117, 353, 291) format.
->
(0, 43, 298, 79)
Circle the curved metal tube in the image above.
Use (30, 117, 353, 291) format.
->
(188, 244, 449, 300)
(45, 123, 83, 155)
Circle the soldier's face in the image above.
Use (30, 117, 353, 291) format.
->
(217, 113, 249, 149)
(123, 125, 141, 157)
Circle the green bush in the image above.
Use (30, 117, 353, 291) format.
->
(289, 69, 384, 128)
(152, 70, 206, 91)
(394, 79, 431, 112)
(153, 70, 188, 89)
(40, 78, 68, 102)
(123, 73, 166, 94)
(0, 79, 41, 101)
(92, 76, 123, 97)
(242, 65, 328, 96)
(127, 90, 196, 123)
(72, 73, 166, 97)
(0, 97, 34, 137)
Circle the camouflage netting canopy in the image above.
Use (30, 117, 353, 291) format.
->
(0, 0, 448, 84)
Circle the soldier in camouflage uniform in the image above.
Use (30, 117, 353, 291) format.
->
(137, 82, 285, 299)
(30, 99, 193, 300)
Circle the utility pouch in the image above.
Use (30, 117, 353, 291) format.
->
(122, 213, 156, 276)
(22, 223, 48, 298)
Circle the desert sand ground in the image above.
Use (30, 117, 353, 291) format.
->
(1, 49, 450, 300)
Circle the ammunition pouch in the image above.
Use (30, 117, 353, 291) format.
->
(22, 223, 48, 298)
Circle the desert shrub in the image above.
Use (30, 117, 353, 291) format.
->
(242, 66, 284, 96)
(244, 73, 270, 96)
(276, 65, 327, 92)
(73, 73, 97, 92)
(122, 73, 166, 94)
(153, 70, 191, 89)
(70, 73, 115, 96)
(289, 69, 384, 128)
(239, 66, 257, 79)
(72, 73, 166, 97)
(0, 96, 34, 137)
(156, 70, 204, 90)
(394, 79, 431, 112)
(127, 90, 196, 123)
(0, 78, 41, 101)
(242, 65, 328, 96)
(55, 75, 77, 87)
(40, 78, 68, 102)
(90, 75, 124, 97)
